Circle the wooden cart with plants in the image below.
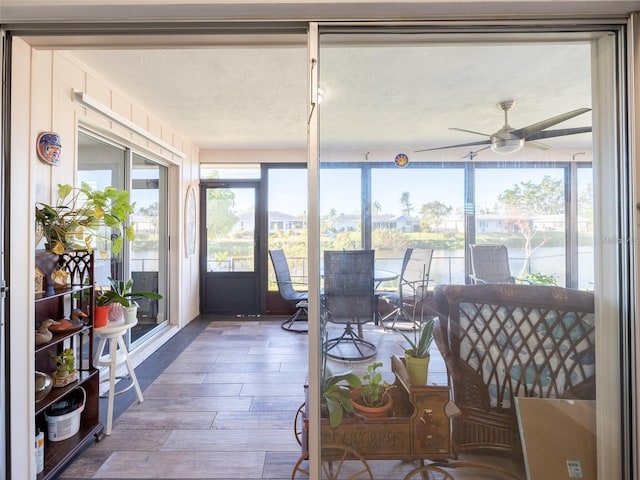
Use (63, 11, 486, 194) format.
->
(291, 355, 522, 480)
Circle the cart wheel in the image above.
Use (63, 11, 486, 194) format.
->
(291, 452, 310, 479)
(402, 465, 455, 480)
(291, 444, 373, 480)
(294, 402, 305, 446)
(403, 462, 522, 480)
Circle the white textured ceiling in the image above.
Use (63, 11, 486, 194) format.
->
(67, 37, 593, 160)
(70, 47, 309, 150)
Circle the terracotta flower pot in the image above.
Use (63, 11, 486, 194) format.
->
(94, 305, 109, 328)
(350, 388, 393, 418)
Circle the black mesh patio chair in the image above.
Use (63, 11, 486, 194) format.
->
(378, 248, 433, 330)
(269, 249, 308, 333)
(468, 244, 530, 285)
(322, 250, 377, 361)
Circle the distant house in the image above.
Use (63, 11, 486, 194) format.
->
(233, 211, 307, 234)
(269, 211, 306, 233)
(531, 214, 591, 232)
(333, 214, 360, 232)
(394, 215, 420, 232)
(476, 213, 525, 234)
(372, 213, 396, 230)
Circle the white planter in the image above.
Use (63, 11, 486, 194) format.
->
(124, 305, 138, 324)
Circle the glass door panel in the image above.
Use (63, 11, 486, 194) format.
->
(314, 27, 619, 480)
(201, 182, 260, 313)
(130, 153, 168, 344)
(77, 132, 126, 285)
(206, 187, 256, 272)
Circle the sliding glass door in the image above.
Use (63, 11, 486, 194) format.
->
(78, 131, 168, 345)
(306, 25, 626, 479)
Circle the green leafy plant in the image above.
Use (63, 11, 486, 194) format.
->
(35, 182, 135, 256)
(322, 367, 361, 428)
(94, 285, 112, 307)
(51, 348, 75, 377)
(525, 272, 558, 286)
(99, 277, 163, 308)
(399, 318, 435, 359)
(358, 362, 393, 408)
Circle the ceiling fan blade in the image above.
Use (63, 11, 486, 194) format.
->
(461, 145, 491, 159)
(415, 139, 491, 153)
(525, 126, 592, 142)
(524, 140, 550, 150)
(511, 108, 591, 139)
(449, 127, 490, 137)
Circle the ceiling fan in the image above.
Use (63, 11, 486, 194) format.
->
(415, 100, 592, 155)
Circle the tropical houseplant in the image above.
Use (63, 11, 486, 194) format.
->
(322, 367, 361, 428)
(399, 318, 435, 385)
(350, 361, 394, 418)
(35, 182, 135, 256)
(100, 277, 163, 324)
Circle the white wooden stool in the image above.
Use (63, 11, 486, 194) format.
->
(94, 320, 144, 435)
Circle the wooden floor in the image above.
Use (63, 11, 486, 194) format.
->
(59, 316, 524, 479)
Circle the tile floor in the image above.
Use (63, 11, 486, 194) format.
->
(59, 316, 523, 480)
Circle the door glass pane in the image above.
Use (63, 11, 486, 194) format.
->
(77, 133, 126, 285)
(205, 187, 255, 272)
(131, 153, 168, 342)
(314, 28, 617, 480)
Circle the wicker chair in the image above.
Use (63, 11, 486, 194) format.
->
(434, 283, 595, 459)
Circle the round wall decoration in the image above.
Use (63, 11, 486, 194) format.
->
(394, 153, 409, 168)
(37, 132, 62, 166)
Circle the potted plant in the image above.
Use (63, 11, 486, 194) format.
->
(322, 367, 361, 428)
(35, 182, 135, 256)
(350, 362, 394, 418)
(51, 348, 78, 387)
(93, 286, 112, 328)
(399, 318, 435, 385)
(100, 277, 163, 324)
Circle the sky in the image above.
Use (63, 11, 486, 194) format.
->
(267, 166, 592, 218)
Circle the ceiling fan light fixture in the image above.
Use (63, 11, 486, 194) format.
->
(491, 137, 524, 154)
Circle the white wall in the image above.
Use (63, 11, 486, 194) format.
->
(11, 37, 200, 479)
(200, 148, 306, 164)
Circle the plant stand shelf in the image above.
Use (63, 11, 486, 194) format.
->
(35, 250, 104, 479)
